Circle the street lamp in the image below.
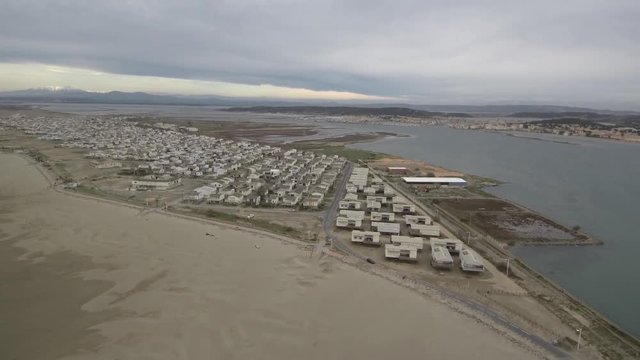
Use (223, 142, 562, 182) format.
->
(576, 328, 583, 350)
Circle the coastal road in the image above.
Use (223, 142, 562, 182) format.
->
(323, 161, 569, 358)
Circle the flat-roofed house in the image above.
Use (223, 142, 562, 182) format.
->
(366, 195, 387, 204)
(431, 246, 454, 270)
(349, 168, 369, 189)
(351, 230, 381, 246)
(429, 238, 464, 255)
(390, 235, 424, 250)
(385, 244, 418, 261)
(343, 192, 359, 201)
(363, 187, 377, 195)
(339, 200, 362, 210)
(402, 177, 467, 187)
(410, 224, 441, 237)
(339, 210, 365, 221)
(392, 203, 416, 214)
(370, 212, 395, 222)
(336, 217, 362, 229)
(404, 215, 432, 225)
(460, 249, 485, 273)
(371, 221, 400, 235)
(303, 192, 324, 208)
(366, 200, 382, 212)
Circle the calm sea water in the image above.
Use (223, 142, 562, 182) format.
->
(40, 104, 640, 338)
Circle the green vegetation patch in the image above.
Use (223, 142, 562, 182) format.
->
(294, 144, 382, 162)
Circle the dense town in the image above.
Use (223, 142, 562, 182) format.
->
(0, 114, 346, 208)
(450, 120, 640, 142)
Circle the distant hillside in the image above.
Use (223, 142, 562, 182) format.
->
(0, 88, 328, 107)
(0, 88, 229, 106)
(223, 106, 472, 118)
(405, 104, 612, 116)
(527, 117, 640, 130)
(511, 112, 606, 119)
(527, 118, 614, 130)
(2, 88, 635, 119)
(517, 111, 640, 129)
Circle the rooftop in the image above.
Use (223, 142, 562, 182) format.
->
(402, 177, 466, 184)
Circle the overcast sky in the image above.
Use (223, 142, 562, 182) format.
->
(1, 0, 639, 108)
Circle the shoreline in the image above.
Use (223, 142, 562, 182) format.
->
(0, 151, 551, 360)
(361, 162, 640, 356)
(2, 106, 638, 357)
(477, 128, 640, 145)
(342, 133, 600, 247)
(4, 144, 635, 357)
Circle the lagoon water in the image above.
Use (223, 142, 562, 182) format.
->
(351, 126, 640, 338)
(40, 103, 640, 338)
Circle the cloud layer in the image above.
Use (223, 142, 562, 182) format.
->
(1, 0, 639, 107)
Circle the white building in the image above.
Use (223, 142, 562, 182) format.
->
(371, 221, 400, 235)
(392, 203, 416, 214)
(404, 215, 432, 225)
(410, 224, 441, 237)
(336, 217, 362, 229)
(366, 195, 387, 204)
(366, 200, 381, 212)
(370, 212, 395, 222)
(460, 249, 485, 273)
(385, 244, 418, 261)
(339, 200, 362, 210)
(303, 192, 324, 208)
(402, 177, 467, 187)
(390, 235, 424, 250)
(431, 246, 454, 270)
(351, 230, 381, 246)
(339, 210, 365, 221)
(430, 238, 464, 255)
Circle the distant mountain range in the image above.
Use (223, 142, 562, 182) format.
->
(223, 106, 471, 118)
(0, 88, 255, 106)
(1, 88, 638, 118)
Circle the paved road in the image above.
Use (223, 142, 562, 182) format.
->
(323, 161, 569, 358)
(318, 162, 365, 258)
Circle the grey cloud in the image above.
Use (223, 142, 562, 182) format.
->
(0, 0, 638, 108)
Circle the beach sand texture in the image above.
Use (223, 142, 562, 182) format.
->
(0, 153, 540, 359)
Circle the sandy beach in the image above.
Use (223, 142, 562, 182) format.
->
(0, 152, 542, 359)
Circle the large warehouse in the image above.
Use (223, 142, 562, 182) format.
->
(402, 177, 467, 187)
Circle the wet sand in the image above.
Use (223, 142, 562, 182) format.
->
(0, 153, 542, 359)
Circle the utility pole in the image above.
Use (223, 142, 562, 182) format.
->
(576, 328, 583, 350)
(505, 258, 511, 277)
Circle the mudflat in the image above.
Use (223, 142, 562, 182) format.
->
(0, 153, 540, 359)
